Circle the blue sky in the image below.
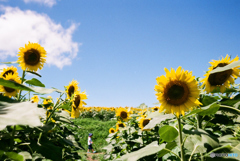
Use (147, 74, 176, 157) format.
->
(0, 0, 240, 107)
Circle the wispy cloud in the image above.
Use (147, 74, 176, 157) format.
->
(23, 0, 57, 7)
(0, 6, 80, 69)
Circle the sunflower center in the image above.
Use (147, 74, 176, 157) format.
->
(24, 49, 40, 66)
(164, 81, 189, 105)
(111, 129, 115, 133)
(153, 108, 158, 111)
(120, 111, 128, 119)
(74, 95, 81, 109)
(3, 70, 14, 78)
(142, 119, 150, 127)
(208, 63, 233, 86)
(118, 123, 125, 128)
(68, 86, 75, 98)
(3, 79, 16, 93)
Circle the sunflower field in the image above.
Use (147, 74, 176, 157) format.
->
(0, 42, 240, 161)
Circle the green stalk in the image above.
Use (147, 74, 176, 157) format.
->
(10, 125, 16, 151)
(177, 116, 185, 161)
(17, 70, 26, 101)
(45, 93, 64, 123)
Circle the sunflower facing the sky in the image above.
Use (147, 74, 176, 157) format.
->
(71, 90, 87, 118)
(17, 42, 47, 72)
(66, 79, 79, 99)
(154, 66, 201, 118)
(0, 66, 19, 78)
(116, 107, 130, 122)
(0, 73, 21, 98)
(201, 54, 240, 93)
(138, 117, 151, 131)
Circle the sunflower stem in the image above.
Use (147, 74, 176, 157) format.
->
(17, 70, 26, 101)
(177, 116, 185, 161)
(45, 93, 64, 124)
(10, 125, 16, 151)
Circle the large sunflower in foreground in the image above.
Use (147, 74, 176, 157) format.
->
(201, 54, 240, 93)
(138, 117, 151, 131)
(66, 79, 79, 99)
(71, 90, 87, 118)
(154, 66, 201, 117)
(116, 107, 130, 122)
(0, 66, 18, 78)
(17, 42, 47, 72)
(0, 73, 21, 98)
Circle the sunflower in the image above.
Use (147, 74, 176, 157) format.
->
(154, 66, 201, 117)
(17, 42, 47, 72)
(66, 79, 79, 99)
(0, 73, 21, 98)
(138, 117, 151, 131)
(201, 55, 240, 93)
(116, 107, 130, 122)
(109, 128, 116, 134)
(71, 90, 87, 118)
(43, 96, 53, 105)
(31, 95, 39, 103)
(116, 122, 126, 131)
(0, 66, 18, 78)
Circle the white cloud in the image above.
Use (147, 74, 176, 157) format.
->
(0, 64, 8, 70)
(0, 6, 80, 69)
(23, 0, 57, 7)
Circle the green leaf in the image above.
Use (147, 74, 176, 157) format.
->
(183, 128, 219, 149)
(117, 141, 165, 161)
(158, 142, 177, 158)
(198, 103, 220, 116)
(201, 96, 220, 106)
(30, 87, 65, 94)
(18, 151, 32, 160)
(25, 78, 45, 87)
(143, 114, 175, 130)
(26, 70, 42, 77)
(184, 102, 220, 117)
(0, 78, 34, 92)
(5, 152, 24, 161)
(159, 125, 178, 142)
(184, 135, 207, 154)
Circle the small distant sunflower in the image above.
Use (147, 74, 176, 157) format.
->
(116, 107, 130, 122)
(0, 66, 18, 78)
(109, 128, 116, 134)
(0, 73, 21, 98)
(31, 95, 39, 103)
(66, 80, 79, 99)
(71, 90, 87, 118)
(17, 42, 47, 72)
(116, 122, 126, 131)
(154, 66, 201, 117)
(201, 54, 240, 93)
(138, 117, 151, 131)
(43, 96, 53, 107)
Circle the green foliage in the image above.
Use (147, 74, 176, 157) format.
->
(68, 118, 117, 152)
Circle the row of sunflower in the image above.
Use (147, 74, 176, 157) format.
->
(0, 42, 87, 160)
(104, 55, 240, 161)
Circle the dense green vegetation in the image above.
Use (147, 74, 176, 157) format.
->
(69, 117, 117, 152)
